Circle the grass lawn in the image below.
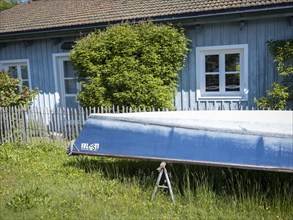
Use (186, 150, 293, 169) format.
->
(0, 142, 292, 219)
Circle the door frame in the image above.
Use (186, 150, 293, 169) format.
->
(52, 53, 80, 108)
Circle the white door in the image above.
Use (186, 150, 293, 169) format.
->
(54, 54, 80, 109)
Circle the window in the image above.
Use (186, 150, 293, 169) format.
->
(196, 44, 248, 101)
(53, 53, 80, 109)
(63, 60, 80, 108)
(0, 59, 31, 90)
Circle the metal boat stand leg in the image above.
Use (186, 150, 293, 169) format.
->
(151, 162, 175, 203)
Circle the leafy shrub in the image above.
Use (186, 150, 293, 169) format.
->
(255, 40, 293, 110)
(0, 70, 39, 107)
(255, 82, 289, 110)
(70, 22, 189, 109)
(0, 0, 18, 11)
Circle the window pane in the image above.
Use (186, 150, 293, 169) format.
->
(21, 65, 28, 79)
(64, 61, 75, 78)
(22, 80, 29, 88)
(225, 53, 240, 72)
(8, 66, 17, 78)
(65, 97, 79, 109)
(205, 55, 219, 72)
(206, 74, 219, 92)
(225, 73, 240, 91)
(65, 79, 77, 94)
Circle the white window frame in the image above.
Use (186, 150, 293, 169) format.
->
(196, 44, 248, 101)
(52, 53, 81, 108)
(0, 59, 32, 90)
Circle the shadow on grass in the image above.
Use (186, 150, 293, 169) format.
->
(64, 156, 293, 202)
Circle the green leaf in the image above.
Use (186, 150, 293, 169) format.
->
(70, 22, 190, 109)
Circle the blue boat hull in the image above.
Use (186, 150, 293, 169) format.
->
(67, 111, 293, 172)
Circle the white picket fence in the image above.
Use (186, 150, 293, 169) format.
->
(0, 103, 256, 144)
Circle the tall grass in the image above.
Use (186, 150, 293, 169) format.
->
(0, 142, 292, 219)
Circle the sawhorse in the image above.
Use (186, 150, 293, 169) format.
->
(151, 162, 175, 203)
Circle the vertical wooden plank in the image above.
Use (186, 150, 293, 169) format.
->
(220, 23, 230, 46)
(47, 107, 52, 142)
(0, 41, 6, 59)
(66, 107, 71, 140)
(71, 108, 75, 140)
(42, 107, 47, 142)
(46, 39, 55, 91)
(14, 106, 21, 142)
(229, 22, 239, 45)
(29, 107, 34, 144)
(70, 108, 75, 140)
(52, 106, 57, 139)
(188, 27, 196, 109)
(34, 106, 39, 143)
(274, 17, 289, 82)
(85, 107, 89, 120)
(212, 23, 221, 46)
(19, 107, 26, 143)
(2, 107, 7, 143)
(12, 106, 17, 143)
(41, 39, 50, 93)
(39, 107, 48, 141)
(58, 107, 63, 141)
(45, 107, 51, 143)
(0, 108, 3, 144)
(180, 55, 189, 109)
(203, 23, 213, 46)
(11, 106, 16, 143)
(27, 107, 33, 144)
(62, 107, 66, 140)
(35, 106, 39, 143)
(5, 107, 10, 143)
(6, 107, 11, 143)
(18, 106, 25, 143)
(34, 40, 42, 91)
(7, 107, 12, 142)
(8, 106, 13, 142)
(25, 108, 34, 143)
(194, 24, 204, 110)
(10, 41, 17, 60)
(247, 19, 258, 108)
(25, 40, 34, 90)
(61, 107, 66, 141)
(265, 18, 275, 93)
(239, 20, 248, 45)
(74, 108, 78, 138)
(78, 107, 82, 134)
(79, 107, 84, 130)
(256, 19, 266, 99)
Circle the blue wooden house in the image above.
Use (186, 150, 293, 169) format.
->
(0, 0, 292, 110)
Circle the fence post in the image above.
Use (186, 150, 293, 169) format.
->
(0, 108, 3, 143)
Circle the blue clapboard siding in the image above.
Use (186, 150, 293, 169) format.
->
(0, 37, 75, 93)
(0, 17, 292, 110)
(177, 16, 293, 110)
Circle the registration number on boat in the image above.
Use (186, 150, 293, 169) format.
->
(81, 143, 100, 151)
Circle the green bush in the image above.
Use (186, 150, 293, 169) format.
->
(0, 0, 18, 11)
(255, 82, 289, 110)
(0, 70, 39, 107)
(70, 22, 189, 109)
(255, 40, 293, 110)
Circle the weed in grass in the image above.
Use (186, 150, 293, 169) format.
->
(7, 187, 51, 212)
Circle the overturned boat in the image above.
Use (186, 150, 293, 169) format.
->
(67, 111, 293, 172)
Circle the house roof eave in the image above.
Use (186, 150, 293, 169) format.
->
(0, 5, 293, 43)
